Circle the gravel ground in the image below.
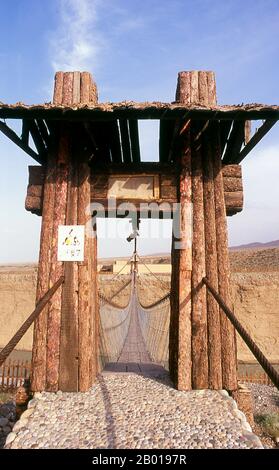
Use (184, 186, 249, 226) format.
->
(245, 383, 279, 449)
(4, 373, 262, 449)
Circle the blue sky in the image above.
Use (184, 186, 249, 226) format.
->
(0, 0, 278, 262)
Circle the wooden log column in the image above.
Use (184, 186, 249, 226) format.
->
(203, 135, 222, 389)
(31, 71, 98, 392)
(191, 121, 208, 389)
(169, 72, 193, 390)
(170, 70, 237, 391)
(212, 122, 238, 391)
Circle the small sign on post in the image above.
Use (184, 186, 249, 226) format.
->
(58, 225, 85, 262)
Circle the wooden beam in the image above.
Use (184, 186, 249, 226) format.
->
(244, 120, 251, 144)
(0, 120, 41, 163)
(1, 105, 279, 122)
(220, 120, 232, 155)
(36, 119, 50, 148)
(107, 120, 122, 163)
(119, 119, 132, 163)
(191, 122, 208, 389)
(222, 120, 245, 164)
(28, 120, 47, 159)
(233, 119, 277, 164)
(21, 119, 29, 146)
(129, 119, 141, 163)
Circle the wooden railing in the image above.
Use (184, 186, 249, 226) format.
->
(203, 276, 279, 390)
(0, 359, 31, 389)
(0, 276, 64, 367)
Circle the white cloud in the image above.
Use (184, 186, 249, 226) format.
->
(49, 0, 102, 72)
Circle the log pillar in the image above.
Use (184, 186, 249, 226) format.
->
(31, 72, 98, 392)
(170, 70, 237, 391)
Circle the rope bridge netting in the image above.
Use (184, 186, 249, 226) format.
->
(98, 263, 171, 369)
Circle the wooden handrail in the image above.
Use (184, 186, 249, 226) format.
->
(0, 276, 65, 367)
(203, 276, 279, 390)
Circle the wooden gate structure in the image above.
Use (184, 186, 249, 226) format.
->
(0, 70, 278, 393)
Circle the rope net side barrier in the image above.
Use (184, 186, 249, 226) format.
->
(98, 281, 133, 368)
(136, 287, 170, 369)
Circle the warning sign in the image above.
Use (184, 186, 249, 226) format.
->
(57, 225, 85, 262)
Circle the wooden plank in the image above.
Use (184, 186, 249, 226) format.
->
(220, 120, 233, 155)
(107, 120, 122, 163)
(28, 119, 47, 157)
(129, 119, 141, 163)
(222, 120, 245, 164)
(119, 119, 132, 163)
(245, 120, 251, 144)
(191, 122, 208, 389)
(36, 120, 50, 148)
(212, 122, 238, 391)
(235, 120, 277, 164)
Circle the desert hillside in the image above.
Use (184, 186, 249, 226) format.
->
(0, 247, 279, 366)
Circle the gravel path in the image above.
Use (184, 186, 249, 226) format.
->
(5, 373, 262, 449)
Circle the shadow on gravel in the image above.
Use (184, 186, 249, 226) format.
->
(103, 362, 173, 388)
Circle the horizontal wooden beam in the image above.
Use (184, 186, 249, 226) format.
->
(26, 162, 243, 217)
(1, 104, 279, 122)
(233, 120, 277, 164)
(0, 120, 42, 163)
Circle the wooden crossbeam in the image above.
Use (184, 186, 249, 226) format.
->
(21, 119, 29, 146)
(129, 119, 140, 163)
(0, 120, 41, 163)
(233, 120, 277, 164)
(106, 121, 122, 163)
(119, 119, 132, 163)
(220, 120, 232, 155)
(36, 119, 50, 147)
(28, 119, 47, 159)
(222, 120, 245, 164)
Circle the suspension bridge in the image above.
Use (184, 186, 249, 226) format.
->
(99, 249, 170, 376)
(1, 68, 278, 448)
